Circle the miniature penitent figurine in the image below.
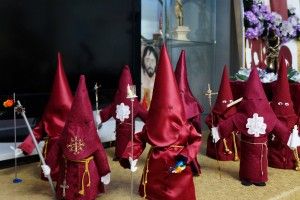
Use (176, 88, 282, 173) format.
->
(120, 44, 201, 200)
(47, 75, 110, 200)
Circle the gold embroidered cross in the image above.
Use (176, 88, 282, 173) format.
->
(67, 136, 85, 155)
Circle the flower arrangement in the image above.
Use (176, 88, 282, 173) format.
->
(233, 67, 300, 83)
(244, 0, 300, 43)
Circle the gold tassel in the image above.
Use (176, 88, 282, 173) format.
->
(65, 156, 93, 196)
(232, 132, 239, 161)
(142, 148, 153, 199)
(293, 149, 300, 171)
(223, 139, 232, 155)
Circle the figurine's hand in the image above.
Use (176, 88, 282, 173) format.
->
(93, 110, 102, 129)
(170, 160, 186, 174)
(287, 125, 300, 150)
(10, 146, 23, 157)
(129, 157, 138, 172)
(101, 173, 111, 185)
(211, 126, 220, 143)
(41, 164, 51, 176)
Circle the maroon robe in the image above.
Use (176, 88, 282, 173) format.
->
(19, 52, 73, 181)
(47, 137, 110, 200)
(205, 66, 240, 161)
(219, 112, 289, 183)
(47, 75, 110, 200)
(100, 65, 147, 160)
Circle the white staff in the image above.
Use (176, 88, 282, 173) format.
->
(15, 101, 56, 198)
(13, 93, 22, 183)
(127, 84, 137, 200)
(94, 83, 101, 130)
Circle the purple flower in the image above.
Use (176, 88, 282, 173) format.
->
(259, 4, 268, 14)
(245, 28, 259, 39)
(245, 11, 259, 25)
(257, 22, 264, 35)
(251, 4, 260, 14)
(263, 12, 274, 22)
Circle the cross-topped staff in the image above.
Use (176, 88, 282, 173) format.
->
(204, 83, 222, 179)
(204, 84, 218, 107)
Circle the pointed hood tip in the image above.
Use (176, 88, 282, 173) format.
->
(243, 67, 267, 100)
(212, 65, 236, 115)
(146, 45, 185, 147)
(113, 65, 134, 104)
(175, 49, 202, 119)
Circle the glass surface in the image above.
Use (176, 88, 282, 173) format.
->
(141, 0, 216, 114)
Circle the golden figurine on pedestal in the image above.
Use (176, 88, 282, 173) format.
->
(175, 0, 183, 26)
(173, 0, 190, 41)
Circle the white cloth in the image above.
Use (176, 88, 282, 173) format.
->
(211, 126, 220, 143)
(9, 146, 23, 157)
(287, 125, 300, 149)
(129, 157, 138, 172)
(41, 164, 51, 176)
(93, 110, 102, 128)
(246, 113, 266, 137)
(101, 173, 111, 185)
(116, 103, 130, 122)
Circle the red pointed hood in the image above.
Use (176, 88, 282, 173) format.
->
(113, 65, 142, 107)
(41, 52, 73, 137)
(113, 65, 134, 104)
(212, 65, 236, 117)
(271, 58, 296, 117)
(175, 50, 203, 119)
(62, 75, 100, 160)
(243, 67, 267, 100)
(146, 44, 185, 147)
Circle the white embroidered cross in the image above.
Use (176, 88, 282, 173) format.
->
(116, 103, 130, 122)
(246, 113, 266, 137)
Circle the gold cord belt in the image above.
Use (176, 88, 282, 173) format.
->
(64, 156, 94, 195)
(43, 137, 49, 159)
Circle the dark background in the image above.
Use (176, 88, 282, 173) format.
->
(0, 0, 141, 119)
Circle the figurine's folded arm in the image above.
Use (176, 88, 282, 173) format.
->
(177, 125, 201, 164)
(100, 103, 115, 123)
(18, 121, 45, 155)
(120, 130, 147, 169)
